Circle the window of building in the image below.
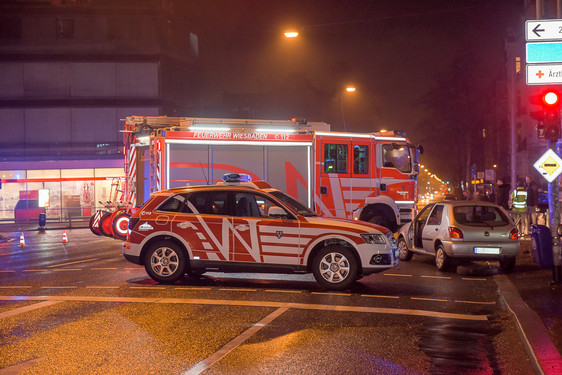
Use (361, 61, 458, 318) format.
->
(57, 18, 74, 39)
(0, 18, 22, 39)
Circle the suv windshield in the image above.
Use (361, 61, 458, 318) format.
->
(269, 191, 318, 217)
(453, 205, 509, 227)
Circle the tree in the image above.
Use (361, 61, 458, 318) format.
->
(417, 54, 501, 187)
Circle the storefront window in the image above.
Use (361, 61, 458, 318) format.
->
(0, 167, 124, 223)
(0, 170, 26, 221)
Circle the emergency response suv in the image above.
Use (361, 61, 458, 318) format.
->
(123, 174, 399, 289)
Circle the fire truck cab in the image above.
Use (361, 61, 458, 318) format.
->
(123, 116, 422, 232)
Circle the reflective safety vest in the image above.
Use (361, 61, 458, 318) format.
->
(511, 187, 527, 213)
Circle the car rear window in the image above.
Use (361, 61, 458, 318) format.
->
(453, 205, 509, 226)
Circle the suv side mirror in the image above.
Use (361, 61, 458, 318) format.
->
(268, 206, 288, 218)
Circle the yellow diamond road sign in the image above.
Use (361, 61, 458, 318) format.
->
(534, 149, 562, 183)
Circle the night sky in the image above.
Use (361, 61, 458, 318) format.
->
(183, 0, 522, 176)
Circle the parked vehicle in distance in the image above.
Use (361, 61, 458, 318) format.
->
(123, 174, 399, 290)
(397, 201, 519, 273)
(14, 199, 45, 224)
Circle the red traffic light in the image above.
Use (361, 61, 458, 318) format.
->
(543, 91, 559, 106)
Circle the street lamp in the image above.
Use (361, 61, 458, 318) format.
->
(341, 86, 356, 132)
(284, 30, 299, 38)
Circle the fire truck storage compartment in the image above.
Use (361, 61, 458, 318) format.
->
(156, 143, 312, 208)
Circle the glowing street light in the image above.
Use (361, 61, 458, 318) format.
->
(284, 31, 299, 38)
(345, 87, 356, 93)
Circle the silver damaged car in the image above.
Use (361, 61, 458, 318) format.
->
(397, 201, 520, 272)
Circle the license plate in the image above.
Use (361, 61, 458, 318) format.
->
(474, 247, 501, 255)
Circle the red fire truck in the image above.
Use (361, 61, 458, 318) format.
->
(111, 116, 422, 235)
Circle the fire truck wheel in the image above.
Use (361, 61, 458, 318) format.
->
(111, 212, 131, 241)
(99, 212, 115, 238)
(88, 215, 102, 236)
(312, 245, 358, 290)
(368, 215, 397, 233)
(144, 240, 187, 284)
(397, 237, 413, 261)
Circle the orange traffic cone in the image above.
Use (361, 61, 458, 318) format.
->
(62, 230, 68, 243)
(19, 232, 25, 247)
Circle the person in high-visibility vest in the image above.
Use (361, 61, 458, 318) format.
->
(511, 182, 528, 236)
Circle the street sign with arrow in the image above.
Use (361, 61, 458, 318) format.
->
(526, 19, 562, 41)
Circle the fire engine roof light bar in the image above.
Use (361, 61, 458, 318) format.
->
(315, 132, 407, 142)
(189, 126, 232, 132)
(255, 128, 297, 133)
(136, 136, 150, 144)
(375, 136, 407, 142)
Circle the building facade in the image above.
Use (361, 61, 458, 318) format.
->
(0, 0, 200, 223)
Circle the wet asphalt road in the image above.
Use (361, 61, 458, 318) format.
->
(0, 229, 535, 374)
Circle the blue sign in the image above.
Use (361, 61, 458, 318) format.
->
(527, 42, 562, 63)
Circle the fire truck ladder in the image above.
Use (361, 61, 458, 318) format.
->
(149, 138, 160, 193)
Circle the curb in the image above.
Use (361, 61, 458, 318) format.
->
(494, 274, 562, 375)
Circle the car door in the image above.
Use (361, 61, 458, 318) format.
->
(172, 190, 232, 262)
(232, 191, 301, 265)
(411, 204, 433, 249)
(421, 204, 444, 252)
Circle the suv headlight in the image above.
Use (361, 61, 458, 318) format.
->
(360, 233, 387, 244)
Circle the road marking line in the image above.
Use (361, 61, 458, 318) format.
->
(384, 273, 413, 277)
(455, 300, 497, 305)
(0, 286, 32, 289)
(22, 270, 48, 272)
(183, 307, 289, 375)
(175, 287, 212, 291)
(130, 287, 166, 290)
(53, 269, 82, 272)
(86, 286, 120, 289)
(462, 277, 488, 281)
(91, 268, 118, 270)
(265, 289, 302, 294)
(361, 294, 400, 299)
(421, 275, 452, 280)
(0, 270, 16, 273)
(412, 297, 448, 302)
(39, 286, 78, 289)
(123, 267, 144, 270)
(311, 292, 352, 297)
(0, 301, 61, 320)
(47, 258, 99, 268)
(219, 288, 257, 292)
(0, 357, 45, 373)
(0, 295, 488, 321)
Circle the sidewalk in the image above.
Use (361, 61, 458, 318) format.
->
(497, 238, 562, 374)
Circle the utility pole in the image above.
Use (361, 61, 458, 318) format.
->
(536, 0, 562, 284)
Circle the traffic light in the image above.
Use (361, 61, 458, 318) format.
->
(529, 89, 561, 140)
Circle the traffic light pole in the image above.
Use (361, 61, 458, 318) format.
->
(549, 140, 562, 285)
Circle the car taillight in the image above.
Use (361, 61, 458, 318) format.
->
(448, 227, 463, 239)
(510, 228, 518, 240)
(128, 217, 140, 230)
